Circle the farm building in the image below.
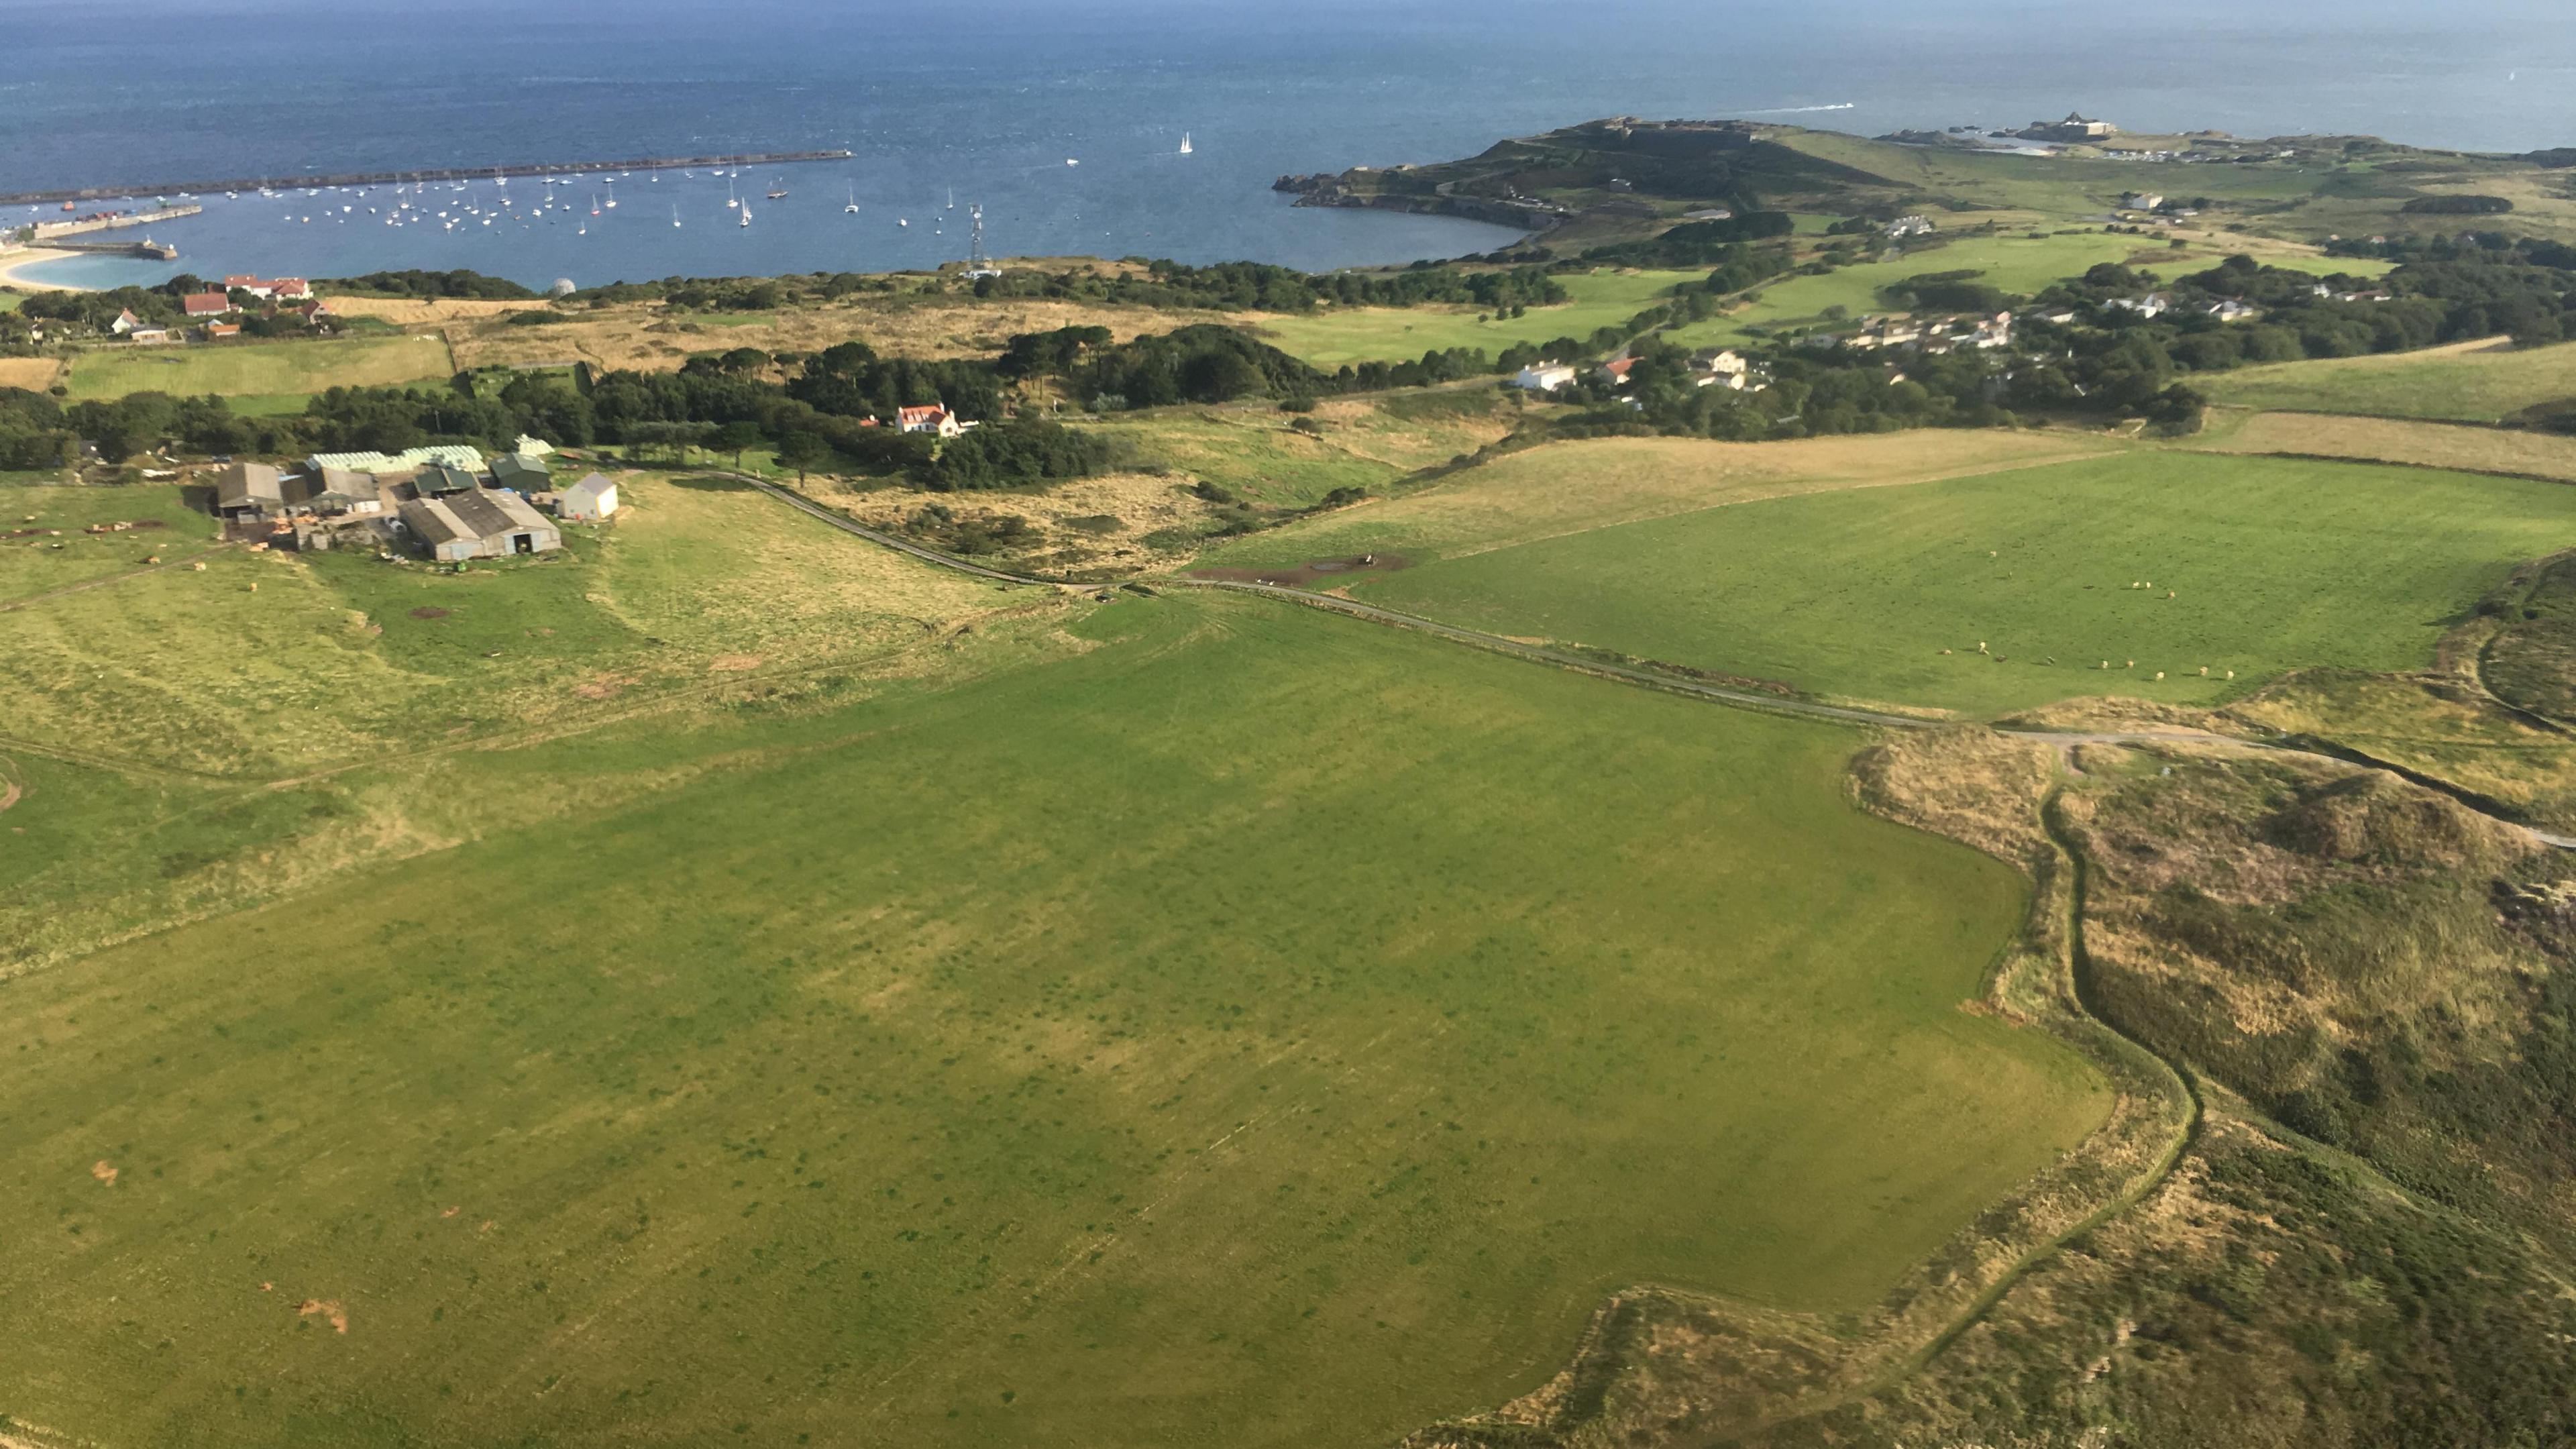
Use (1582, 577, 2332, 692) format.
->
(307, 445, 485, 476)
(412, 463, 483, 498)
(181, 292, 231, 319)
(1510, 362, 1576, 392)
(556, 472, 620, 521)
(211, 462, 287, 520)
(291, 468, 384, 515)
(896, 405, 965, 437)
(490, 453, 550, 491)
(398, 489, 562, 561)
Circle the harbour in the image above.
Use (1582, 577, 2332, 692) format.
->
(0, 152, 854, 209)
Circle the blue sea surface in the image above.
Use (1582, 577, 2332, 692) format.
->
(3, 0, 2571, 288)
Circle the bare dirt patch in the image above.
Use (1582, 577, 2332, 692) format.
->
(297, 1299, 350, 1334)
(709, 654, 763, 672)
(1189, 554, 1413, 587)
(409, 606, 450, 619)
(90, 1161, 117, 1186)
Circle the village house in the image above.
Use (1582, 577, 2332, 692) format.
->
(1597, 356, 1638, 387)
(200, 321, 241, 340)
(2206, 299, 2260, 323)
(1510, 362, 1576, 392)
(2108, 292, 2174, 319)
(1690, 349, 1753, 388)
(1885, 215, 1935, 239)
(109, 309, 141, 335)
(399, 489, 563, 561)
(223, 276, 311, 301)
(555, 472, 621, 522)
(896, 404, 965, 437)
(2121, 191, 2165, 211)
(211, 462, 288, 521)
(181, 291, 231, 320)
(2019, 112, 2119, 142)
(125, 324, 174, 345)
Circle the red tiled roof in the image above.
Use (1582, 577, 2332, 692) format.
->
(896, 405, 947, 423)
(223, 274, 259, 287)
(182, 292, 231, 315)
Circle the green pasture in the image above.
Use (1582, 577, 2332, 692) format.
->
(63, 333, 453, 402)
(1324, 451, 2576, 715)
(2201, 338, 2576, 423)
(0, 590, 2104, 1448)
(1666, 231, 2147, 348)
(1251, 268, 1696, 366)
(0, 481, 221, 606)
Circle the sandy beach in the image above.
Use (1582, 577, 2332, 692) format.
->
(0, 247, 87, 290)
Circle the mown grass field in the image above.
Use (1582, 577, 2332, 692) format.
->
(1248, 268, 1695, 366)
(0, 586, 2106, 1449)
(2200, 337, 2576, 422)
(1316, 451, 2576, 715)
(1193, 429, 2125, 572)
(62, 333, 455, 403)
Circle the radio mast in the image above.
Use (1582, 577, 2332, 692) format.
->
(965, 203, 1000, 278)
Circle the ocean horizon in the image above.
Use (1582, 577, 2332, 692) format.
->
(5, 0, 2572, 290)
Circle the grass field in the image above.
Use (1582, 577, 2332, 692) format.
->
(0, 482, 224, 605)
(1193, 429, 2125, 572)
(63, 334, 455, 402)
(2200, 337, 2576, 422)
(2193, 409, 2576, 482)
(1248, 269, 1696, 366)
(0, 588, 2106, 1448)
(1664, 231, 2157, 350)
(0, 473, 1016, 779)
(0, 356, 63, 391)
(1299, 451, 2576, 715)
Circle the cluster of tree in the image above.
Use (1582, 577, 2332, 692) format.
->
(0, 388, 78, 468)
(1531, 337, 2017, 447)
(960, 257, 1568, 314)
(784, 341, 1004, 422)
(567, 272, 893, 309)
(1881, 268, 2012, 315)
(1577, 212, 1794, 268)
(12, 278, 214, 335)
(2400, 194, 2515, 215)
(323, 268, 537, 300)
(1069, 325, 1329, 407)
(916, 418, 1113, 491)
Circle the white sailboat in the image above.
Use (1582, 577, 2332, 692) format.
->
(726, 178, 739, 210)
(603, 179, 616, 209)
(739, 203, 752, 228)
(1179, 131, 1193, 155)
(845, 184, 860, 215)
(672, 204, 682, 227)
(947, 187, 956, 209)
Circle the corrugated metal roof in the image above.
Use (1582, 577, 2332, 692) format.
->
(213, 462, 284, 508)
(398, 497, 472, 548)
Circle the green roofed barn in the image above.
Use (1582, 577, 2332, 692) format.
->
(491, 453, 549, 491)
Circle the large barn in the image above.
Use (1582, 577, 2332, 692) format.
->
(398, 490, 563, 561)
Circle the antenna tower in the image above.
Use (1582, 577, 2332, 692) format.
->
(965, 204, 1000, 278)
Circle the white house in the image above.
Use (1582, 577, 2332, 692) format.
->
(109, 309, 141, 335)
(1691, 349, 1752, 388)
(2121, 191, 2165, 211)
(556, 472, 621, 522)
(1510, 362, 1577, 392)
(2206, 299, 2260, 323)
(1885, 215, 1935, 239)
(2107, 292, 2174, 319)
(896, 404, 965, 437)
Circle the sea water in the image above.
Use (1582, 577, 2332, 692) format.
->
(4, 0, 2570, 290)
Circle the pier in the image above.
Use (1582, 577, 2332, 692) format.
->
(0, 152, 857, 209)
(24, 205, 203, 241)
